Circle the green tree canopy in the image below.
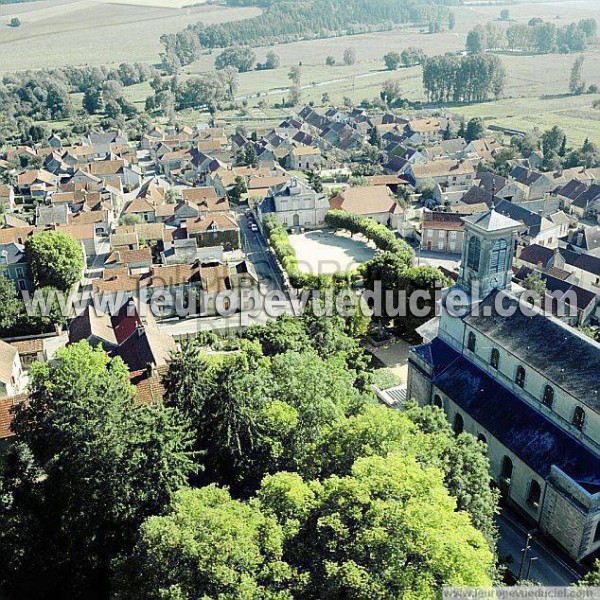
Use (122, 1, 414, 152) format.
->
(0, 342, 194, 597)
(259, 454, 495, 598)
(25, 230, 84, 291)
(116, 485, 294, 599)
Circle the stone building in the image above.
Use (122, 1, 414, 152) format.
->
(257, 176, 329, 229)
(407, 207, 600, 562)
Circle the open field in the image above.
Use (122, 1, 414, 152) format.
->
(288, 230, 376, 275)
(0, 0, 259, 71)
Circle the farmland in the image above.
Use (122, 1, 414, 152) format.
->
(0, 0, 260, 71)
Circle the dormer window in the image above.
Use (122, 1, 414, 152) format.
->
(542, 385, 554, 409)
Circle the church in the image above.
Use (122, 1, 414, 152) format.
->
(407, 208, 600, 562)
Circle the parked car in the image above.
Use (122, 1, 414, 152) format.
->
(250, 223, 258, 232)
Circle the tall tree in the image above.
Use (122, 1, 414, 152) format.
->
(569, 55, 586, 95)
(259, 455, 495, 598)
(0, 342, 194, 597)
(25, 230, 84, 292)
(116, 486, 294, 599)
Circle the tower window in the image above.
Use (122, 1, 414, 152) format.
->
(527, 480, 542, 508)
(433, 394, 443, 409)
(572, 406, 586, 431)
(594, 522, 600, 544)
(542, 385, 554, 408)
(453, 413, 464, 435)
(490, 348, 500, 370)
(501, 456, 513, 482)
(477, 433, 487, 445)
(515, 366, 526, 388)
(467, 236, 481, 270)
(490, 238, 508, 273)
(467, 332, 476, 352)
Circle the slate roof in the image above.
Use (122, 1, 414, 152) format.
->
(462, 208, 522, 232)
(460, 185, 496, 207)
(494, 199, 545, 236)
(464, 290, 600, 409)
(518, 244, 555, 268)
(432, 347, 600, 493)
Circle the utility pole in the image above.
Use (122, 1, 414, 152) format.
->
(517, 532, 533, 580)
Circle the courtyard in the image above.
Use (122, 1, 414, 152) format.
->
(288, 229, 377, 274)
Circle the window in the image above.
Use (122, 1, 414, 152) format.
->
(572, 406, 586, 431)
(18, 280, 27, 290)
(490, 238, 508, 273)
(427, 230, 434, 238)
(594, 522, 600, 544)
(15, 267, 24, 278)
(467, 236, 481, 270)
(515, 366, 526, 388)
(542, 385, 554, 409)
(501, 456, 513, 482)
(490, 348, 500, 370)
(467, 332, 476, 352)
(527, 480, 541, 508)
(453, 413, 464, 435)
(477, 433, 487, 445)
(433, 394, 443, 409)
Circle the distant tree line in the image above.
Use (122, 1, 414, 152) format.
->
(422, 54, 506, 104)
(160, 0, 453, 70)
(466, 18, 597, 54)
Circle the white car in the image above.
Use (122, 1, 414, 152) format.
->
(250, 223, 258, 232)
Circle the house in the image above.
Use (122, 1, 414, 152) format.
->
(407, 208, 600, 562)
(464, 137, 502, 163)
(509, 166, 555, 201)
(407, 159, 475, 192)
(16, 169, 58, 197)
(287, 145, 322, 171)
(69, 300, 176, 372)
(329, 186, 400, 226)
(0, 242, 31, 292)
(257, 177, 329, 229)
(36, 204, 69, 227)
(557, 248, 600, 293)
(515, 244, 556, 271)
(180, 187, 230, 214)
(82, 130, 128, 155)
(0, 340, 24, 398)
(494, 199, 560, 248)
(420, 211, 464, 253)
(566, 227, 600, 257)
(53, 223, 98, 260)
(513, 266, 597, 326)
(549, 211, 571, 238)
(422, 138, 467, 161)
(404, 118, 446, 144)
(0, 185, 15, 211)
(184, 213, 240, 250)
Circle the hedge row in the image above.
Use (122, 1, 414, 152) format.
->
(325, 210, 414, 267)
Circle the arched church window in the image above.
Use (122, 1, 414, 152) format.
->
(527, 480, 542, 508)
(433, 394, 443, 409)
(490, 348, 500, 369)
(467, 332, 476, 352)
(573, 406, 586, 431)
(453, 413, 464, 435)
(501, 456, 513, 482)
(467, 236, 481, 270)
(542, 385, 554, 408)
(490, 238, 508, 273)
(515, 365, 526, 388)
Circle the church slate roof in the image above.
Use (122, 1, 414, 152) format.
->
(410, 336, 461, 376)
(464, 290, 600, 410)
(433, 350, 600, 493)
(461, 208, 522, 232)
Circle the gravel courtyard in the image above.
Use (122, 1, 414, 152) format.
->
(288, 229, 377, 274)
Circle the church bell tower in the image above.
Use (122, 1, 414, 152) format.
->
(457, 208, 522, 301)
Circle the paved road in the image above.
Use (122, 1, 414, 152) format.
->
(496, 508, 582, 585)
(158, 210, 296, 338)
(236, 208, 286, 293)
